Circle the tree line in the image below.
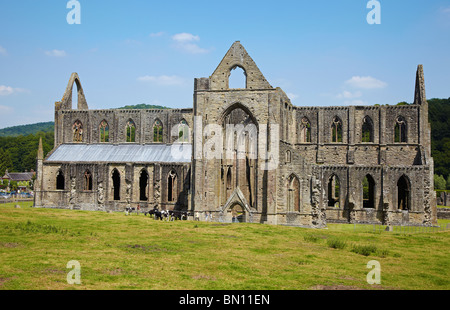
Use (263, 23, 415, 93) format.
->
(0, 131, 54, 177)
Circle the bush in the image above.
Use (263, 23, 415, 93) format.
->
(351, 244, 378, 256)
(327, 238, 347, 249)
(434, 174, 446, 190)
(303, 234, 320, 243)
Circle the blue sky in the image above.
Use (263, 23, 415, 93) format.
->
(0, 0, 449, 129)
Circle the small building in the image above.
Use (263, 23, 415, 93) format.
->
(1, 169, 35, 192)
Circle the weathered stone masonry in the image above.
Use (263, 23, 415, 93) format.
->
(34, 41, 437, 227)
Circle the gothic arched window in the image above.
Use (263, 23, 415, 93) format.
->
(153, 119, 163, 143)
(99, 120, 109, 143)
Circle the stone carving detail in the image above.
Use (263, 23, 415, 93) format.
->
(311, 174, 326, 228)
(348, 202, 356, 223)
(73, 121, 83, 142)
(382, 202, 390, 226)
(69, 177, 76, 204)
(98, 181, 104, 205)
(423, 177, 432, 226)
(126, 180, 131, 208)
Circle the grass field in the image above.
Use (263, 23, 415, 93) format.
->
(0, 202, 449, 290)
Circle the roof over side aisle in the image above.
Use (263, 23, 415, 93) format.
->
(45, 144, 192, 164)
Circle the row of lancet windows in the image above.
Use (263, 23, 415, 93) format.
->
(326, 174, 410, 210)
(72, 119, 189, 143)
(56, 169, 179, 202)
(297, 116, 408, 143)
(286, 173, 411, 212)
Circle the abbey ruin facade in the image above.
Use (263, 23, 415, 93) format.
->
(34, 41, 437, 227)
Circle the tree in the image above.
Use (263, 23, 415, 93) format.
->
(434, 174, 446, 190)
(447, 175, 450, 190)
(0, 148, 13, 176)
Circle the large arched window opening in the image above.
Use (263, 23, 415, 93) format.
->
(126, 120, 136, 142)
(331, 117, 343, 143)
(299, 117, 311, 143)
(83, 170, 93, 191)
(397, 175, 411, 210)
(222, 104, 258, 208)
(99, 120, 109, 143)
(153, 119, 163, 143)
(394, 116, 407, 143)
(56, 170, 65, 190)
(73, 120, 83, 143)
(228, 66, 247, 89)
(363, 174, 375, 208)
(112, 169, 121, 201)
(328, 174, 340, 207)
(139, 169, 149, 201)
(178, 119, 189, 143)
(362, 116, 374, 143)
(168, 170, 178, 202)
(287, 175, 301, 212)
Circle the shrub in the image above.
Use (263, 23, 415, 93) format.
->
(303, 234, 320, 243)
(327, 238, 347, 249)
(351, 244, 378, 256)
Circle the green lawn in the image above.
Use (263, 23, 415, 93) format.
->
(0, 202, 449, 290)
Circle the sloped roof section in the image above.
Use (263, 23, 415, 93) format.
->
(45, 144, 192, 164)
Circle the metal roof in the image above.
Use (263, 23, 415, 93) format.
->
(45, 144, 192, 164)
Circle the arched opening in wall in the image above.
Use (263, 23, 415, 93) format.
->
(126, 120, 136, 142)
(112, 169, 120, 201)
(331, 117, 343, 143)
(153, 119, 163, 143)
(300, 117, 311, 143)
(362, 116, 374, 143)
(286, 150, 291, 163)
(327, 174, 340, 207)
(230, 203, 246, 223)
(71, 79, 80, 110)
(72, 120, 83, 143)
(397, 175, 410, 210)
(84, 170, 93, 191)
(168, 170, 177, 202)
(221, 104, 258, 208)
(99, 120, 109, 143)
(363, 174, 375, 208)
(226, 167, 232, 192)
(139, 169, 149, 201)
(178, 119, 189, 143)
(56, 170, 65, 190)
(394, 116, 407, 143)
(287, 175, 300, 212)
(228, 66, 247, 89)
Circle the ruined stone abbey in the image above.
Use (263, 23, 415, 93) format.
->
(33, 41, 437, 227)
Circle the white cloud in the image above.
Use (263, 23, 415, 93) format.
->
(345, 76, 387, 89)
(171, 33, 209, 54)
(150, 32, 165, 37)
(344, 99, 369, 106)
(137, 75, 185, 86)
(172, 33, 200, 43)
(0, 85, 27, 96)
(336, 90, 362, 99)
(0, 46, 7, 56)
(45, 49, 67, 57)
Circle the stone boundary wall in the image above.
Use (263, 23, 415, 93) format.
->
(437, 208, 450, 219)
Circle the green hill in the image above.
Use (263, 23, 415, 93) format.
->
(0, 121, 54, 137)
(118, 103, 170, 110)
